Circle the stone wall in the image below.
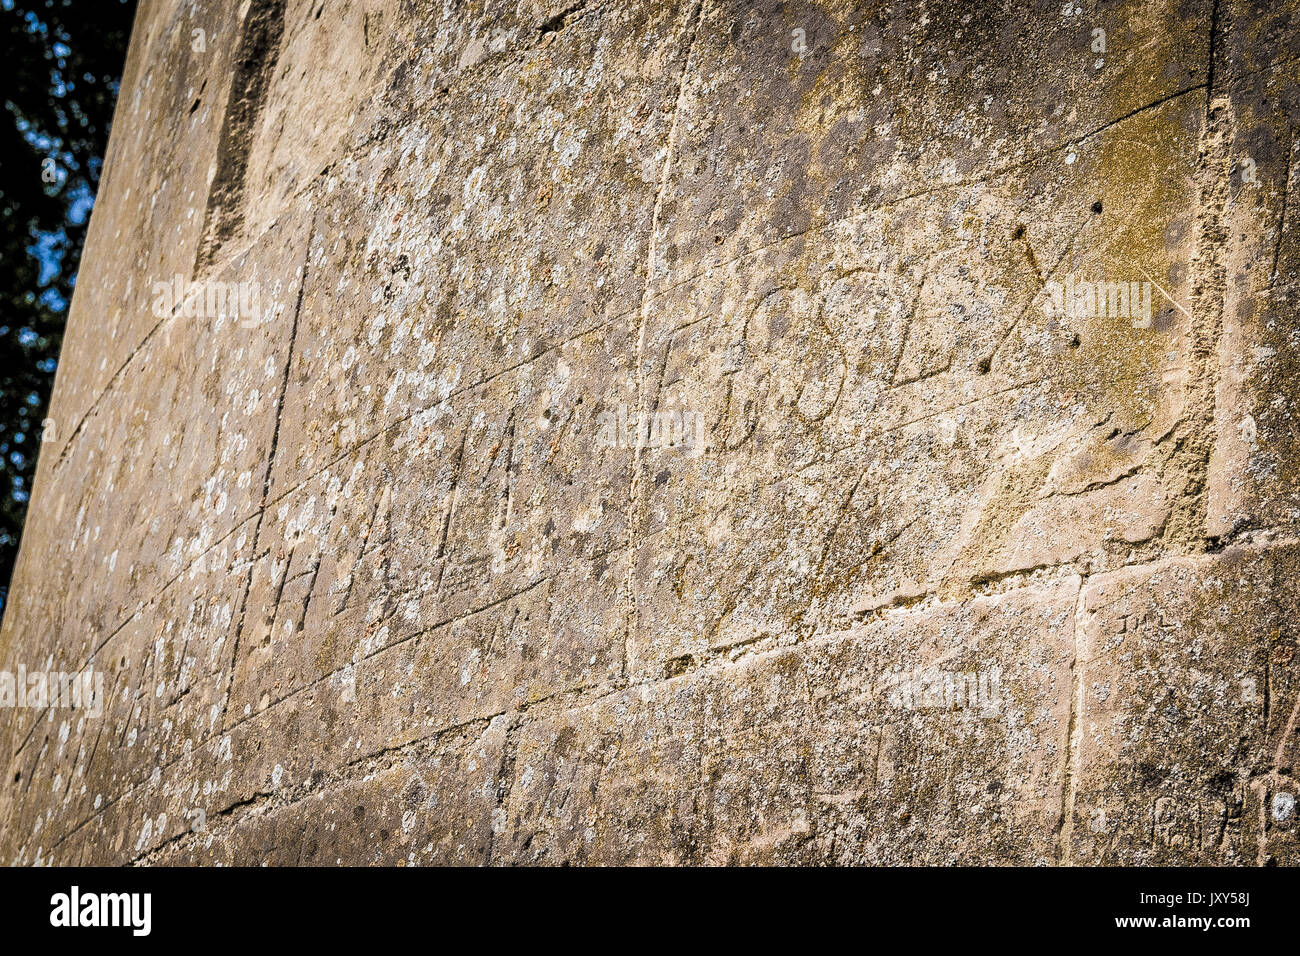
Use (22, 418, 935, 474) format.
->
(2, 0, 1298, 864)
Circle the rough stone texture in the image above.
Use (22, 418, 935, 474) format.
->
(1, 0, 1298, 865)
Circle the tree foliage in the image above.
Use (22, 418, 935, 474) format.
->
(1, 0, 136, 611)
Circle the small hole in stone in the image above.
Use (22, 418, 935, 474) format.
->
(1011, 224, 1025, 241)
(1069, 334, 1081, 348)
(976, 356, 991, 375)
(1091, 201, 1103, 214)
